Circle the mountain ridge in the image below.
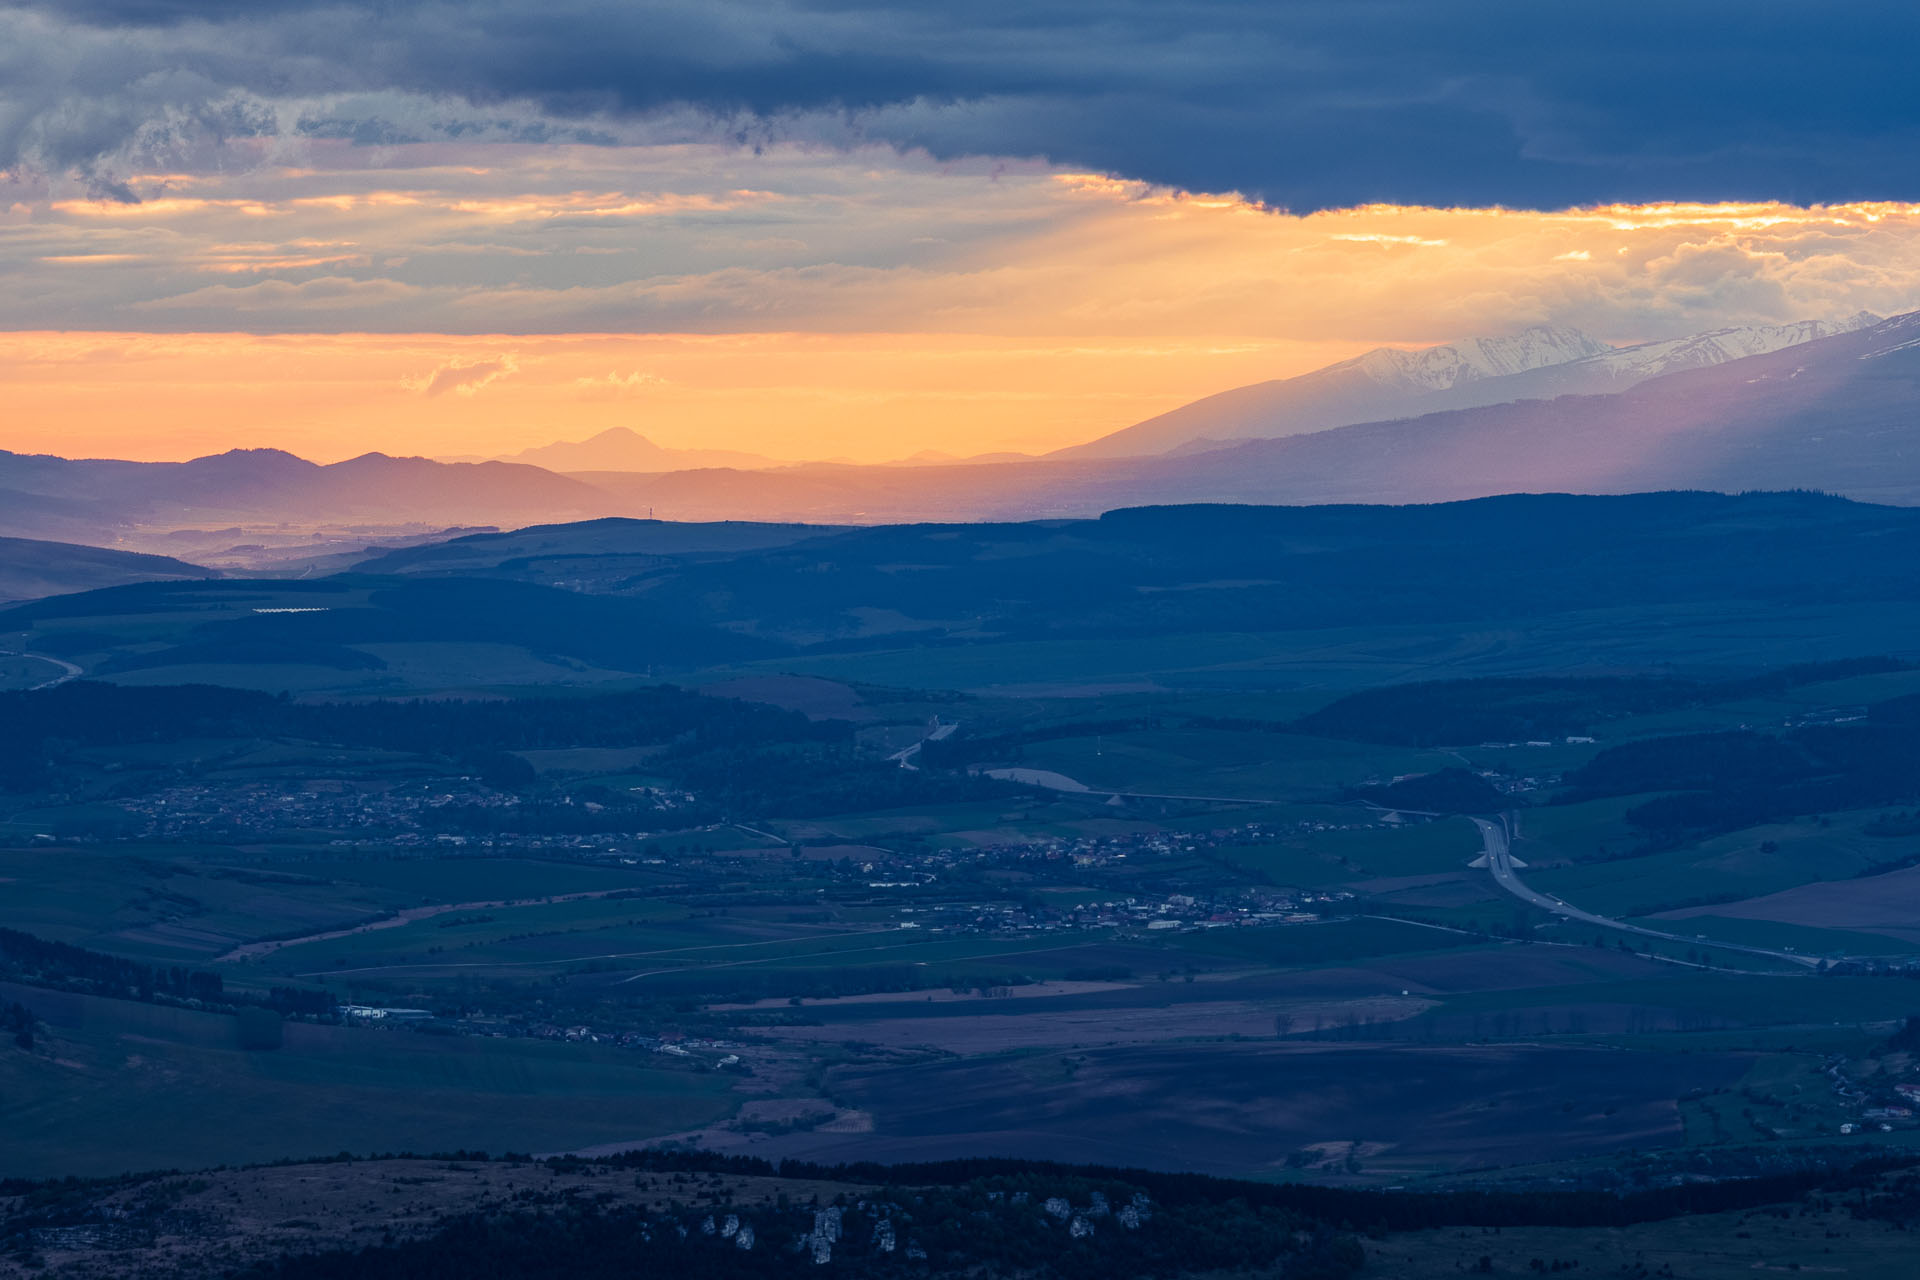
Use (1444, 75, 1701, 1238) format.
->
(6, 308, 1920, 546)
(0, 447, 623, 544)
(1058, 312, 1883, 461)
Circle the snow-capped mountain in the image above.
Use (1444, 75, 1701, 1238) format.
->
(1343, 325, 1614, 392)
(1053, 312, 1884, 461)
(1059, 307, 1920, 510)
(1487, 313, 1881, 394)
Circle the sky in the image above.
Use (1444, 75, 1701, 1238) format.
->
(5, 1, 1920, 463)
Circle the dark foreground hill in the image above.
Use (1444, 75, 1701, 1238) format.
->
(7, 1148, 1920, 1280)
(538, 490, 1920, 649)
(13, 491, 1920, 692)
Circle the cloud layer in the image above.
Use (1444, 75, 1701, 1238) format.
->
(10, 5, 1920, 465)
(8, 0, 1920, 210)
(9, 141, 1920, 342)
(8, 176, 1920, 464)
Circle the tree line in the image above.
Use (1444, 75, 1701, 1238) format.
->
(1291, 657, 1911, 748)
(1560, 720, 1920, 841)
(0, 925, 331, 1018)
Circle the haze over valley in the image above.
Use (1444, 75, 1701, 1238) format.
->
(10, 307, 1920, 565)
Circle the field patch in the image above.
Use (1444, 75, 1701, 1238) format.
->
(0, 983, 733, 1178)
(763, 1042, 1751, 1179)
(1525, 815, 1908, 919)
(753, 993, 1433, 1052)
(1000, 728, 1456, 803)
(1166, 916, 1478, 966)
(1659, 864, 1920, 943)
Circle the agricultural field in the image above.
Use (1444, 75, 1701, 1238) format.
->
(1524, 809, 1920, 924)
(0, 846, 672, 964)
(989, 727, 1458, 803)
(0, 980, 733, 1178)
(766, 1040, 1754, 1180)
(9, 624, 1920, 1197)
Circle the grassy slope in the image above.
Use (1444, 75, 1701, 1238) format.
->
(0, 988, 731, 1178)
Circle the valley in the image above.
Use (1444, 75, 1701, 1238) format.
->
(8, 496, 1920, 1207)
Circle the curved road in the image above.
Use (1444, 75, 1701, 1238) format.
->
(1470, 815, 1821, 970)
(2, 650, 82, 691)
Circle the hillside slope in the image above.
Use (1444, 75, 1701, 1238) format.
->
(0, 536, 214, 604)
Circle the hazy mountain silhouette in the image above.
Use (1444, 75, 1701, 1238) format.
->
(470, 427, 782, 473)
(11, 310, 1920, 545)
(0, 448, 621, 539)
(584, 309, 1920, 520)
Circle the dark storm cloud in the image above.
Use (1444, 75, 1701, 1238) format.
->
(8, 0, 1920, 209)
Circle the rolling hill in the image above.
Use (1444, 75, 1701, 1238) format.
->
(17, 491, 1920, 693)
(0, 536, 214, 604)
(352, 516, 839, 578)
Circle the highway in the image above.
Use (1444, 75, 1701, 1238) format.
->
(1469, 814, 1822, 970)
(889, 719, 959, 769)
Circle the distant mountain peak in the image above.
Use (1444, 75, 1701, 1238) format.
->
(181, 447, 322, 476)
(486, 428, 780, 474)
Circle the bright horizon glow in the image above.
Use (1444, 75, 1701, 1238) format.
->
(0, 330, 1389, 464)
(7, 141, 1920, 463)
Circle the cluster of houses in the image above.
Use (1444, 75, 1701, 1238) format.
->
(949, 818, 1382, 872)
(121, 778, 522, 841)
(106, 775, 702, 848)
(337, 1003, 748, 1063)
(891, 885, 1344, 939)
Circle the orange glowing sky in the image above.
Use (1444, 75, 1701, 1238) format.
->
(5, 142, 1920, 464)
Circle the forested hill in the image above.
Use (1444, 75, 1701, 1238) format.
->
(576, 490, 1920, 647)
(11, 491, 1920, 684)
